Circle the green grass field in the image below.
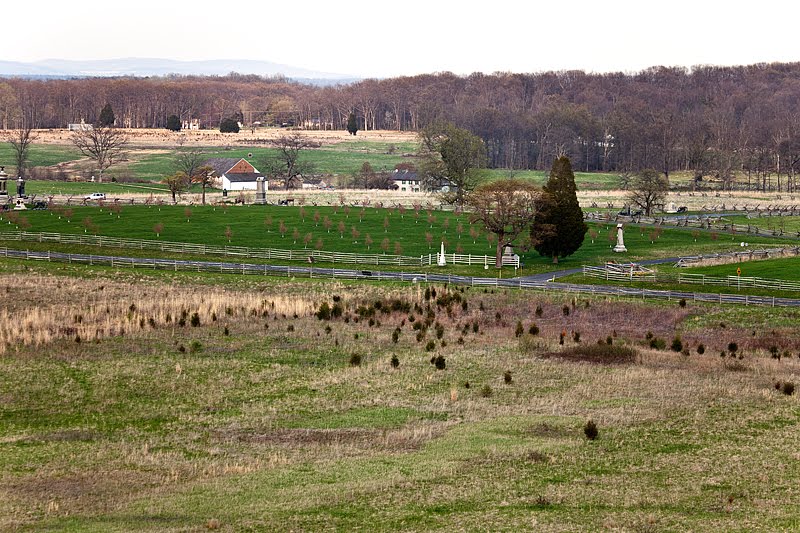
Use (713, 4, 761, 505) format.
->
(129, 145, 418, 182)
(1, 206, 792, 275)
(485, 168, 622, 190)
(682, 255, 800, 280)
(727, 214, 800, 234)
(21, 181, 171, 196)
(7, 136, 627, 190)
(2, 260, 799, 530)
(0, 144, 82, 170)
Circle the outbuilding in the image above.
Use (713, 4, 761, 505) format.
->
(204, 158, 265, 192)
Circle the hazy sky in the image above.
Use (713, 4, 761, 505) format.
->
(6, 0, 799, 77)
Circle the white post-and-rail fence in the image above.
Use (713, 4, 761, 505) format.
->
(584, 211, 800, 239)
(583, 265, 800, 293)
(0, 230, 517, 268)
(1, 246, 797, 308)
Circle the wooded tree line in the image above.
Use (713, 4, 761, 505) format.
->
(2, 63, 800, 189)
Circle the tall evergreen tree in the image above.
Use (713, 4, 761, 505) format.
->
(532, 156, 587, 263)
(346, 113, 359, 136)
(166, 114, 182, 131)
(98, 103, 115, 126)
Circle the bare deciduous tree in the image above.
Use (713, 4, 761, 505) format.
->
(627, 169, 669, 215)
(70, 126, 129, 183)
(466, 179, 543, 268)
(162, 171, 190, 203)
(174, 149, 207, 181)
(6, 123, 37, 179)
(192, 165, 215, 205)
(264, 132, 320, 189)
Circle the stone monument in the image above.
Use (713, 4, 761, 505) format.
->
(613, 223, 627, 253)
(0, 166, 8, 201)
(437, 242, 446, 266)
(255, 176, 267, 205)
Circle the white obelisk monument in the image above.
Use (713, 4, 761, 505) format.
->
(613, 223, 627, 253)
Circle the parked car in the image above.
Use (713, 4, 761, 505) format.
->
(84, 192, 106, 201)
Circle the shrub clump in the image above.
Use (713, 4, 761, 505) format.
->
(190, 312, 201, 327)
(649, 337, 666, 350)
(671, 336, 683, 352)
(697, 343, 705, 355)
(433, 355, 446, 370)
(515, 321, 524, 338)
(349, 353, 362, 367)
(480, 384, 493, 398)
(503, 371, 512, 384)
(390, 354, 400, 368)
(316, 302, 332, 320)
(529, 323, 540, 336)
(584, 420, 598, 440)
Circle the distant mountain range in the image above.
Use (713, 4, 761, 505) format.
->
(0, 58, 359, 86)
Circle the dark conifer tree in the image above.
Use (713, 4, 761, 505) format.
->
(219, 118, 240, 133)
(166, 114, 181, 131)
(98, 103, 115, 126)
(346, 113, 359, 136)
(532, 156, 587, 263)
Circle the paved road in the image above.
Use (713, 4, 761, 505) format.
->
(517, 257, 682, 282)
(4, 248, 800, 308)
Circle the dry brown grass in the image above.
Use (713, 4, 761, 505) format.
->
(3, 271, 800, 530)
(0, 274, 315, 354)
(33, 128, 418, 148)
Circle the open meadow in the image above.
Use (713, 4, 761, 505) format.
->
(1, 259, 799, 531)
(2, 204, 796, 277)
(4, 129, 800, 531)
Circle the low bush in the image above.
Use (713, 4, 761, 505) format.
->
(349, 353, 362, 367)
(697, 343, 705, 355)
(671, 336, 683, 352)
(316, 302, 332, 320)
(584, 420, 598, 440)
(649, 337, 666, 350)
